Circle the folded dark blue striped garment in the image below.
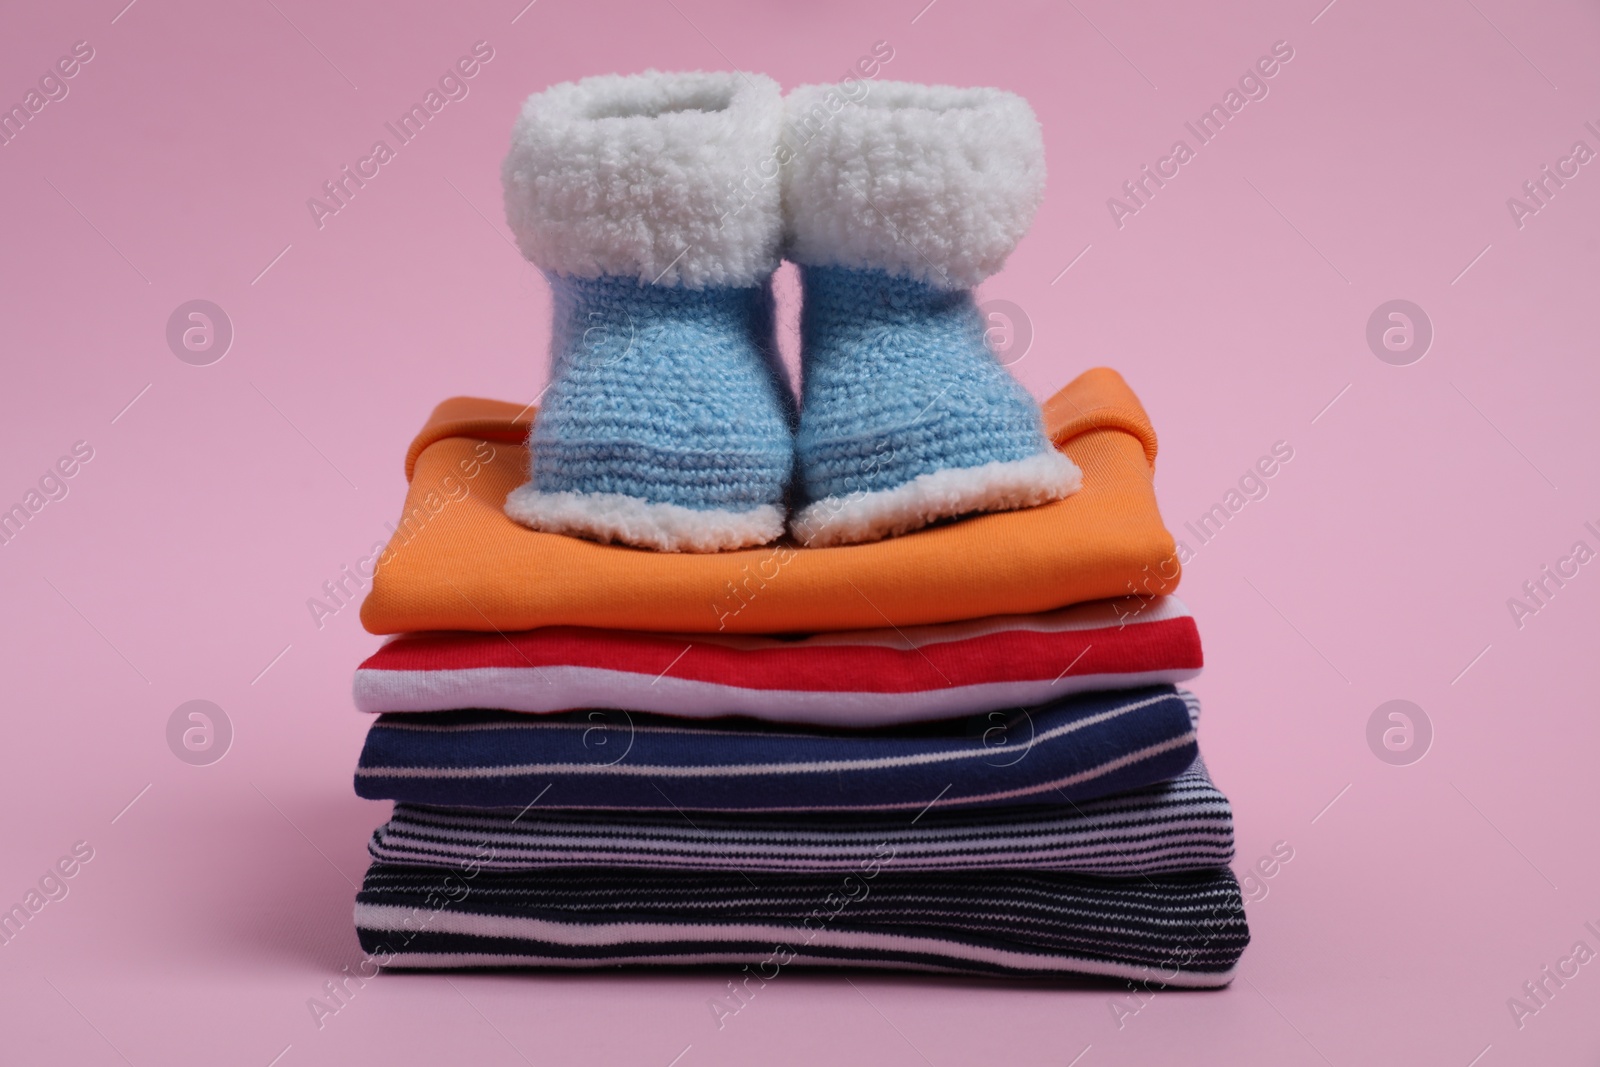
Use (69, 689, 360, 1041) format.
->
(354, 685, 1199, 813)
(368, 755, 1232, 875)
(354, 864, 1250, 985)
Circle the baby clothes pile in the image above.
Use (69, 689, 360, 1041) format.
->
(348, 71, 1249, 986)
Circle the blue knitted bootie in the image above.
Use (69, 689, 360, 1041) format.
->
(791, 265, 1079, 545)
(782, 81, 1081, 547)
(500, 71, 794, 552)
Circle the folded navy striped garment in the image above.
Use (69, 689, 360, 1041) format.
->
(354, 864, 1250, 985)
(354, 685, 1199, 813)
(369, 754, 1232, 875)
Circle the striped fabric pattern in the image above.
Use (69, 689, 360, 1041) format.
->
(354, 864, 1250, 985)
(352, 597, 1202, 728)
(354, 685, 1199, 813)
(369, 758, 1231, 875)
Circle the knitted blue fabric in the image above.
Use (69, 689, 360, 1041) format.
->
(506, 273, 796, 552)
(791, 266, 1075, 546)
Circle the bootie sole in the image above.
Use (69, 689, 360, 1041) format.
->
(505, 484, 785, 553)
(792, 450, 1082, 548)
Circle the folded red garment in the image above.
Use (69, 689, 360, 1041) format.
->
(353, 596, 1201, 728)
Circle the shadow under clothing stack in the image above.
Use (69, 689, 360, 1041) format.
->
(347, 368, 1250, 986)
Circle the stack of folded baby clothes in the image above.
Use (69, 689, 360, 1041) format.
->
(348, 71, 1249, 986)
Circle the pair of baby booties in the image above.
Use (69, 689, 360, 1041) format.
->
(500, 70, 1080, 552)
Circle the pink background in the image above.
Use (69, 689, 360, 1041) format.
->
(3, 0, 1598, 1062)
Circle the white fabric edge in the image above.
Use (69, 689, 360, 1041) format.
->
(353, 666, 1201, 725)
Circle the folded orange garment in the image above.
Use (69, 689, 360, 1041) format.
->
(360, 368, 1181, 635)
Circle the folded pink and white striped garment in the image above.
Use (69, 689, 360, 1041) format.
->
(353, 597, 1201, 728)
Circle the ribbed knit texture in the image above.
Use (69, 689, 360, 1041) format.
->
(786, 267, 1077, 546)
(369, 756, 1233, 875)
(795, 266, 1059, 504)
(354, 864, 1249, 984)
(525, 274, 795, 512)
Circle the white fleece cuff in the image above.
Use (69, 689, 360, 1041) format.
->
(781, 81, 1046, 290)
(503, 70, 785, 290)
(792, 451, 1082, 548)
(504, 483, 784, 553)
